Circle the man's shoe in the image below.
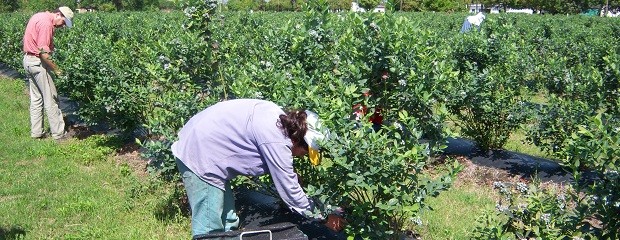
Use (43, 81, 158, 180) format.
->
(32, 132, 49, 139)
(54, 131, 74, 143)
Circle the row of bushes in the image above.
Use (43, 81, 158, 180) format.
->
(0, 2, 618, 238)
(0, 0, 466, 12)
(0, 0, 178, 12)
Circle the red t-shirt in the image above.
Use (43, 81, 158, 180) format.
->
(23, 12, 55, 57)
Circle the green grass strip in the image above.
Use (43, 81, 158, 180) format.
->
(0, 78, 189, 239)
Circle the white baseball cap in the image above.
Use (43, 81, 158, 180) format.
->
(58, 6, 74, 28)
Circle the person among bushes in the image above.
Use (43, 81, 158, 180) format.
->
(460, 12, 485, 33)
(171, 99, 346, 238)
(22, 6, 74, 141)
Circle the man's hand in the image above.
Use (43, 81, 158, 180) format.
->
(324, 214, 347, 232)
(39, 52, 61, 76)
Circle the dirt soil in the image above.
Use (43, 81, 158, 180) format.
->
(444, 137, 573, 185)
(451, 155, 523, 186)
(449, 155, 569, 192)
(0, 62, 21, 79)
(110, 136, 572, 196)
(113, 142, 149, 179)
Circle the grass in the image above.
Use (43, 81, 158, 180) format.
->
(447, 118, 552, 160)
(0, 78, 190, 239)
(421, 89, 554, 239)
(444, 87, 555, 159)
(414, 182, 497, 240)
(418, 94, 553, 239)
(504, 128, 552, 159)
(412, 157, 501, 240)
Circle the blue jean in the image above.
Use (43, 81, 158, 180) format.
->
(176, 158, 239, 238)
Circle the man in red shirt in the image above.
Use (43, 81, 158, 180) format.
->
(22, 6, 74, 141)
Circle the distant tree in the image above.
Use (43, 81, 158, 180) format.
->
(158, 0, 182, 10)
(483, 0, 596, 14)
(19, 0, 76, 11)
(72, 0, 160, 10)
(401, 0, 424, 11)
(126, 0, 160, 10)
(327, 0, 350, 11)
(265, 0, 294, 11)
(112, 0, 123, 9)
(227, 0, 260, 10)
(77, 0, 101, 8)
(291, 0, 297, 10)
(358, 0, 381, 10)
(397, 0, 465, 12)
(598, 0, 620, 15)
(424, 0, 461, 12)
(294, 0, 307, 11)
(538, 0, 582, 14)
(480, 0, 526, 11)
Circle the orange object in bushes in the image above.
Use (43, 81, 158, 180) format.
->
(352, 91, 383, 125)
(352, 103, 383, 125)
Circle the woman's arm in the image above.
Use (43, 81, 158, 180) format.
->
(258, 142, 315, 216)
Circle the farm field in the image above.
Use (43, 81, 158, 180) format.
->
(1, 4, 618, 239)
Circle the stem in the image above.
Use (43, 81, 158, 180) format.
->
(218, 63, 227, 99)
(363, 188, 373, 205)
(353, 187, 368, 203)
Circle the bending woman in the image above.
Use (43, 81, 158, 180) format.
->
(171, 99, 344, 238)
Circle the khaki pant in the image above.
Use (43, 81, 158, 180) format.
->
(23, 55, 65, 139)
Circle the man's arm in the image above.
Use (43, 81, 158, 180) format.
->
(39, 52, 61, 75)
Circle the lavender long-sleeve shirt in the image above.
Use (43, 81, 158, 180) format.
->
(171, 99, 314, 215)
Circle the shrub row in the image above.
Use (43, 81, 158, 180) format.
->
(0, 4, 618, 238)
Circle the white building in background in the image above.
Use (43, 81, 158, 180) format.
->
(490, 6, 500, 14)
(351, 2, 386, 12)
(602, 9, 620, 17)
(468, 3, 535, 14)
(468, 3, 484, 13)
(506, 8, 534, 14)
(373, 4, 385, 12)
(351, 2, 365, 12)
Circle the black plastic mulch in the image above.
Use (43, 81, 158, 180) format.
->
(194, 222, 308, 240)
(233, 187, 346, 240)
(444, 137, 574, 183)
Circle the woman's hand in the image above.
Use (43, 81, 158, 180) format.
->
(324, 214, 347, 232)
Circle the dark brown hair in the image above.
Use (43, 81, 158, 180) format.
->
(278, 110, 308, 148)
